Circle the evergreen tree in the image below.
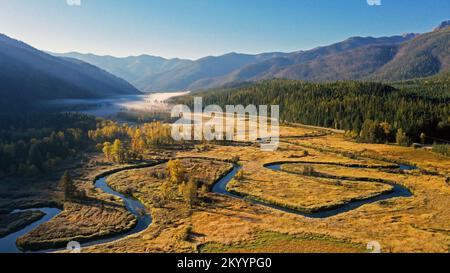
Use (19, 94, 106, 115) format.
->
(27, 143, 43, 171)
(60, 171, 76, 202)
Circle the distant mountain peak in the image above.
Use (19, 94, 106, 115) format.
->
(434, 20, 450, 31)
(401, 33, 419, 39)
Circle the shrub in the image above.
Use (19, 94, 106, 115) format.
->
(432, 144, 450, 157)
(303, 165, 315, 176)
(396, 129, 411, 147)
(177, 226, 193, 242)
(230, 156, 240, 164)
(235, 170, 245, 181)
(200, 184, 209, 195)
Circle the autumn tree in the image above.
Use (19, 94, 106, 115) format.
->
(180, 177, 198, 208)
(396, 129, 410, 147)
(160, 180, 174, 201)
(420, 133, 427, 144)
(111, 139, 126, 163)
(131, 128, 145, 154)
(102, 142, 112, 160)
(235, 170, 245, 181)
(379, 122, 393, 143)
(167, 159, 186, 184)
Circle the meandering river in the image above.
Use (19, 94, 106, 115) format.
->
(213, 162, 413, 219)
(0, 172, 152, 253)
(0, 159, 414, 253)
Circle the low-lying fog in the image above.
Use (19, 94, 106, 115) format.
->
(44, 91, 190, 118)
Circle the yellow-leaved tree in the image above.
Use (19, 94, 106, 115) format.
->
(167, 159, 186, 184)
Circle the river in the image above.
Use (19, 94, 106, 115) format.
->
(0, 159, 415, 253)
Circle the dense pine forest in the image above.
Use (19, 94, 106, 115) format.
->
(173, 75, 450, 144)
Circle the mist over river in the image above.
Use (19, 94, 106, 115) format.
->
(43, 91, 190, 118)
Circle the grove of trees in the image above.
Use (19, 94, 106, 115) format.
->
(160, 160, 199, 208)
(0, 112, 178, 177)
(0, 113, 97, 177)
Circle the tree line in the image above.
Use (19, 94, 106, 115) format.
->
(173, 79, 450, 145)
(0, 113, 97, 177)
(0, 113, 176, 177)
(88, 121, 175, 164)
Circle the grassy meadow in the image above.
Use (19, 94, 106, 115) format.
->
(78, 125, 450, 253)
(0, 123, 449, 253)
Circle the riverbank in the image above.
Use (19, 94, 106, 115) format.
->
(14, 161, 165, 252)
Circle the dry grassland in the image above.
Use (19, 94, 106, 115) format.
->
(11, 125, 450, 253)
(81, 126, 450, 253)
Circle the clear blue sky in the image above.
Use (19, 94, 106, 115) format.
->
(0, 0, 448, 60)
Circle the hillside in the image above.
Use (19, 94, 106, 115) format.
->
(0, 34, 141, 111)
(196, 26, 447, 87)
(55, 34, 418, 91)
(373, 27, 450, 81)
(252, 44, 399, 82)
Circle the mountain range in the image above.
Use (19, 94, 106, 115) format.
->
(53, 20, 449, 92)
(0, 20, 448, 111)
(0, 33, 140, 111)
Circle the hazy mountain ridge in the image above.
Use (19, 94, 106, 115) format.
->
(53, 51, 290, 92)
(52, 34, 422, 91)
(0, 34, 141, 110)
(54, 20, 449, 91)
(51, 52, 194, 89)
(187, 33, 427, 88)
(274, 44, 399, 81)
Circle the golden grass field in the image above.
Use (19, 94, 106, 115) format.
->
(2, 124, 449, 253)
(80, 125, 449, 253)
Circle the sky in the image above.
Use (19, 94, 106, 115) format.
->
(0, 0, 449, 60)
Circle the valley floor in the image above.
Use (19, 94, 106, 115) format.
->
(1, 125, 449, 253)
